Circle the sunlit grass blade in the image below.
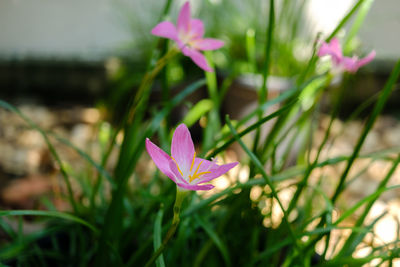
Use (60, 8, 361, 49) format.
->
(328, 0, 367, 41)
(203, 51, 220, 152)
(260, 0, 275, 104)
(344, 0, 375, 53)
(182, 99, 213, 127)
(252, 0, 275, 156)
(246, 28, 257, 72)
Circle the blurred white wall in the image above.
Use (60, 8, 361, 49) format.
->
(0, 0, 399, 60)
(358, 0, 400, 59)
(306, 0, 400, 59)
(0, 0, 140, 60)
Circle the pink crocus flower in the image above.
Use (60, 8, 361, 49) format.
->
(151, 2, 224, 72)
(318, 37, 376, 73)
(146, 124, 238, 191)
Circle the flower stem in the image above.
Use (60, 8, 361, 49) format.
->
(144, 188, 187, 267)
(95, 48, 179, 265)
(127, 47, 179, 124)
(91, 48, 178, 209)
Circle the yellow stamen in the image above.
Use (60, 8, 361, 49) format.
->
(188, 160, 211, 182)
(189, 152, 196, 173)
(194, 160, 203, 175)
(171, 156, 183, 176)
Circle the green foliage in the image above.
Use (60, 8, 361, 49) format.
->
(2, 0, 400, 266)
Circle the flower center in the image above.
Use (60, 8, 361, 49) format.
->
(171, 153, 211, 183)
(188, 153, 211, 183)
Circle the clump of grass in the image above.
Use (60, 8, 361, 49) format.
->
(1, 0, 400, 266)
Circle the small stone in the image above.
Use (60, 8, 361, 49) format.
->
(1, 175, 52, 208)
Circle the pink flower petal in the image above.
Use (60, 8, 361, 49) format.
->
(197, 162, 238, 184)
(169, 160, 190, 185)
(342, 56, 359, 73)
(177, 2, 191, 34)
(318, 37, 343, 64)
(151, 21, 178, 40)
(145, 138, 177, 183)
(178, 183, 215, 191)
(185, 157, 215, 183)
(189, 19, 205, 39)
(328, 38, 343, 60)
(191, 157, 215, 173)
(171, 124, 195, 176)
(181, 45, 191, 56)
(182, 47, 212, 72)
(192, 38, 224, 51)
(357, 50, 376, 68)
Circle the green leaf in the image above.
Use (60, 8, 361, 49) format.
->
(331, 60, 400, 203)
(225, 116, 302, 255)
(182, 99, 213, 127)
(207, 98, 297, 159)
(195, 215, 231, 267)
(154, 208, 166, 267)
(0, 100, 78, 212)
(344, 0, 375, 54)
(0, 210, 99, 234)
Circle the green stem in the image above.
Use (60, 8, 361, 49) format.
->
(144, 188, 187, 267)
(226, 117, 303, 258)
(297, 0, 367, 85)
(95, 49, 179, 266)
(337, 154, 400, 257)
(127, 48, 179, 124)
(91, 48, 178, 206)
(251, 0, 275, 176)
(302, 60, 400, 259)
(331, 61, 400, 204)
(286, 74, 333, 214)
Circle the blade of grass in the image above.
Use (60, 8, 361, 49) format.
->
(0, 218, 16, 239)
(344, 0, 375, 53)
(287, 75, 336, 214)
(182, 99, 213, 127)
(48, 131, 114, 186)
(97, 79, 205, 262)
(185, 147, 399, 218)
(303, 61, 400, 255)
(207, 98, 297, 159)
(203, 51, 220, 152)
(225, 116, 303, 256)
(252, 0, 275, 161)
(337, 155, 400, 257)
(298, 0, 368, 84)
(0, 100, 77, 213)
(331, 60, 400, 204)
(154, 207, 166, 267)
(0, 210, 98, 234)
(246, 28, 257, 72)
(195, 214, 231, 267)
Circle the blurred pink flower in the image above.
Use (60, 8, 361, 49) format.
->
(318, 37, 376, 73)
(151, 2, 224, 72)
(146, 124, 238, 191)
